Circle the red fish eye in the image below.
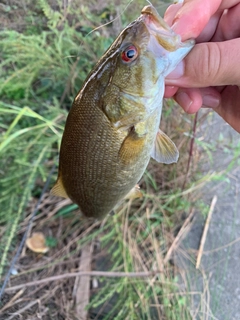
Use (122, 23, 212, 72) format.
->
(121, 45, 138, 62)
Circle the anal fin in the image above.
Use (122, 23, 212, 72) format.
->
(151, 129, 179, 164)
(124, 185, 143, 200)
(51, 175, 68, 199)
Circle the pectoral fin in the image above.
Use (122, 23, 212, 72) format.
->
(151, 129, 179, 164)
(119, 128, 146, 165)
(51, 175, 68, 198)
(124, 185, 143, 200)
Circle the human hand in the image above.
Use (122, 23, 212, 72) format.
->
(164, 0, 240, 133)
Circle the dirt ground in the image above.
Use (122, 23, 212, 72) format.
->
(176, 111, 240, 320)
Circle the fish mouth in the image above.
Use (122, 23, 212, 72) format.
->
(140, 5, 184, 52)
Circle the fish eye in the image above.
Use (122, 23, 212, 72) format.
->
(121, 45, 138, 63)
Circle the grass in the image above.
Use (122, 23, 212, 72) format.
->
(1, 0, 240, 319)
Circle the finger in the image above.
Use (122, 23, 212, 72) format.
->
(215, 85, 240, 133)
(212, 3, 240, 41)
(165, 3, 222, 42)
(165, 0, 240, 25)
(170, 0, 222, 40)
(175, 86, 240, 133)
(164, 2, 221, 41)
(164, 3, 182, 26)
(164, 85, 178, 98)
(165, 0, 240, 41)
(174, 88, 203, 113)
(174, 87, 221, 113)
(200, 87, 221, 108)
(196, 12, 222, 42)
(219, 0, 240, 10)
(166, 39, 240, 88)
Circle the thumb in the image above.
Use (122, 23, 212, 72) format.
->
(166, 39, 240, 87)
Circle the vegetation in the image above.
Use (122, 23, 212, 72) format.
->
(1, 0, 236, 319)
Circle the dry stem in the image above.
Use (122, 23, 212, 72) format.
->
(196, 196, 217, 269)
(73, 243, 92, 320)
(4, 270, 162, 293)
(164, 209, 195, 264)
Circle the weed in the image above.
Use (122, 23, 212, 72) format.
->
(0, 1, 226, 319)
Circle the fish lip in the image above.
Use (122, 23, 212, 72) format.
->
(140, 5, 181, 50)
(140, 5, 172, 32)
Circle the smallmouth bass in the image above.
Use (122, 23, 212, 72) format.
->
(52, 5, 194, 218)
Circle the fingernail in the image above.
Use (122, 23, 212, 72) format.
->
(171, 16, 183, 35)
(175, 91, 193, 112)
(171, 19, 180, 32)
(166, 61, 184, 79)
(202, 95, 220, 108)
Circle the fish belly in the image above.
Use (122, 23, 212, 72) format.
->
(59, 99, 160, 218)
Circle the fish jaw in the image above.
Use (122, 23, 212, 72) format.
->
(141, 5, 195, 76)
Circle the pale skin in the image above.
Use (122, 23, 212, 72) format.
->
(163, 0, 240, 133)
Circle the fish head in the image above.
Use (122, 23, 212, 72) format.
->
(102, 5, 194, 117)
(140, 5, 195, 76)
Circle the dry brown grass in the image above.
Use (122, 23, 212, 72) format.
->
(0, 102, 206, 319)
(0, 0, 212, 318)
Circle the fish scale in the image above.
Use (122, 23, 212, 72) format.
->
(62, 98, 129, 216)
(51, 5, 194, 218)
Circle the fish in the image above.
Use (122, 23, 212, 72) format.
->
(51, 5, 194, 218)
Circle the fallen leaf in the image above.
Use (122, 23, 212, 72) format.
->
(26, 232, 49, 253)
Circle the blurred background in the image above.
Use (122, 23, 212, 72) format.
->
(1, 0, 240, 319)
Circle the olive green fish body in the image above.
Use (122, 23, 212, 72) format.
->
(52, 5, 194, 218)
(59, 91, 160, 217)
